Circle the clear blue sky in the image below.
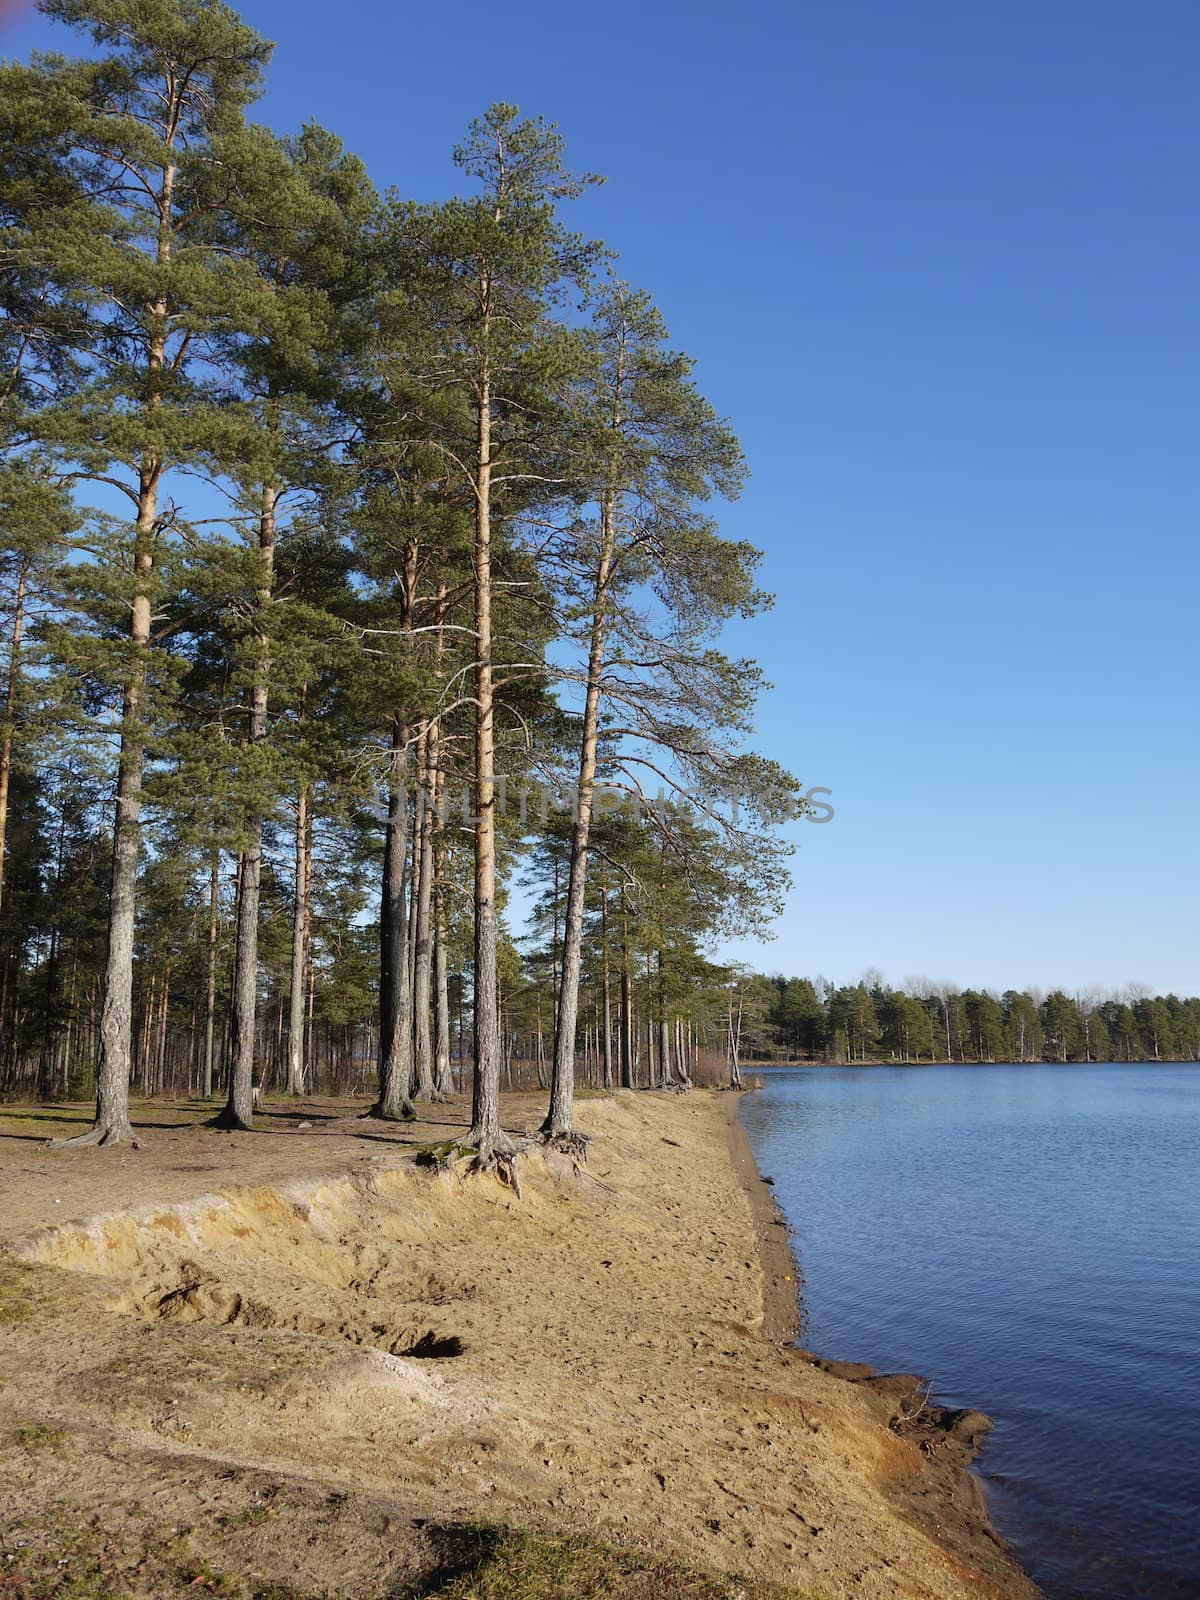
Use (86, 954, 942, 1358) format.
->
(5, 0, 1198, 994)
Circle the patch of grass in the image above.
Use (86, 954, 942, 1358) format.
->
(175, 1556, 242, 1595)
(416, 1140, 476, 1170)
(413, 1524, 822, 1600)
(14, 1424, 69, 1451)
(0, 1520, 822, 1600)
(0, 1277, 32, 1325)
(1, 1529, 125, 1598)
(0, 1257, 66, 1326)
(0, 1535, 277, 1600)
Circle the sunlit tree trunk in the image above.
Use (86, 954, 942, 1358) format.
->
(0, 554, 28, 922)
(412, 728, 436, 1100)
(286, 782, 310, 1095)
(468, 349, 503, 1148)
(542, 486, 617, 1137)
(372, 719, 414, 1118)
(201, 846, 220, 1097)
(218, 480, 277, 1130)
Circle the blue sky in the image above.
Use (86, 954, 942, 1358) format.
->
(5, 0, 1197, 994)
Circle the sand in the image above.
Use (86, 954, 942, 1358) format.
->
(0, 1090, 1040, 1598)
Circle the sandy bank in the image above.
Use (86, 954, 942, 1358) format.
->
(0, 1090, 1038, 1598)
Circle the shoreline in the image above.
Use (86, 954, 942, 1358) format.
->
(725, 1086, 1041, 1600)
(723, 1091, 804, 1345)
(1, 1089, 1040, 1598)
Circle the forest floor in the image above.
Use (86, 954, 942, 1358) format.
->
(0, 1089, 1039, 1599)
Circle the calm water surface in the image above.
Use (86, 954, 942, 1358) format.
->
(738, 1063, 1200, 1600)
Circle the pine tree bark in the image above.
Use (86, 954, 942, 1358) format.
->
(542, 492, 618, 1137)
(371, 718, 414, 1118)
(619, 890, 633, 1089)
(428, 589, 454, 1100)
(728, 991, 744, 1089)
(431, 743, 454, 1100)
(155, 966, 170, 1091)
(57, 98, 185, 1148)
(202, 846, 219, 1098)
(659, 1015, 673, 1087)
(0, 554, 28, 922)
(676, 1015, 691, 1086)
(216, 481, 277, 1131)
(468, 353, 504, 1151)
(600, 880, 614, 1089)
(433, 888, 453, 1098)
(411, 730, 436, 1100)
(286, 782, 309, 1095)
(70, 464, 156, 1146)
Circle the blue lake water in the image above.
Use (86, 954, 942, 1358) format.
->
(738, 1063, 1200, 1600)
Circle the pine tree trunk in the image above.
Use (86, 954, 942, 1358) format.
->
(203, 846, 219, 1098)
(372, 719, 414, 1117)
(433, 886, 453, 1098)
(0, 554, 28, 922)
(600, 883, 613, 1089)
(37, 811, 66, 1099)
(62, 136, 182, 1148)
(432, 761, 454, 1098)
(305, 931, 315, 1088)
(138, 969, 156, 1093)
(411, 731, 436, 1100)
(286, 783, 309, 1095)
(728, 995, 743, 1089)
(60, 957, 78, 1099)
(426, 590, 454, 1102)
(155, 966, 170, 1093)
(84, 498, 155, 1145)
(217, 481, 277, 1131)
(468, 359, 503, 1150)
(542, 492, 617, 1138)
(619, 892, 633, 1089)
(406, 789, 419, 1007)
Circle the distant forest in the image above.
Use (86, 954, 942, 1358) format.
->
(737, 974, 1200, 1065)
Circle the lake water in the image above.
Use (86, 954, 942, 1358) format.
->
(738, 1063, 1200, 1600)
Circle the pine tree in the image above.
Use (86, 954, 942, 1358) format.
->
(5, 0, 276, 1144)
(394, 105, 599, 1161)
(209, 124, 376, 1129)
(539, 277, 801, 1138)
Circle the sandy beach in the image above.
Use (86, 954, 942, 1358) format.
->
(0, 1090, 1039, 1598)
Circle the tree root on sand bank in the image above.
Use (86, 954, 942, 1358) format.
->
(538, 1127, 591, 1164)
(416, 1130, 531, 1199)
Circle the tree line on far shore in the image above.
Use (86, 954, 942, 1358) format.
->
(0, 0, 796, 1145)
(734, 973, 1200, 1066)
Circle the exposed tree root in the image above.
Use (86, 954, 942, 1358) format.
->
(473, 1147, 523, 1199)
(417, 1128, 531, 1199)
(45, 1121, 142, 1150)
(539, 1127, 591, 1163)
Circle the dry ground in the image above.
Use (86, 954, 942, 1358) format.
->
(0, 1090, 1038, 1599)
